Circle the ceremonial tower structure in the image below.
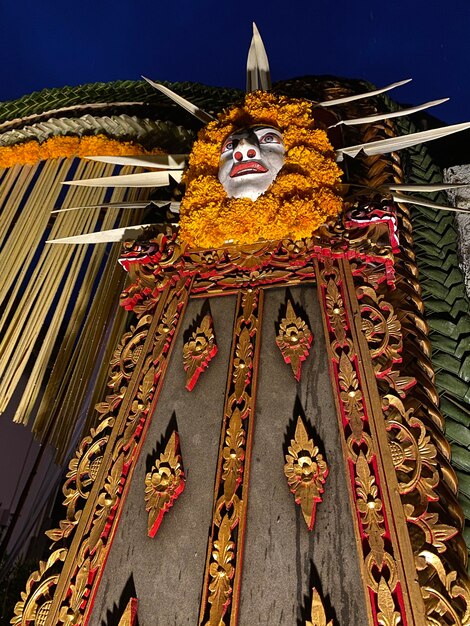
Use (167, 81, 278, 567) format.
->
(3, 30, 470, 626)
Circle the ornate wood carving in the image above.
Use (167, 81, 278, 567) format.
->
(315, 256, 414, 625)
(306, 588, 333, 626)
(12, 276, 192, 626)
(11, 190, 470, 626)
(284, 416, 328, 530)
(183, 312, 218, 390)
(276, 300, 313, 380)
(117, 598, 138, 626)
(119, 211, 397, 302)
(198, 288, 263, 626)
(353, 264, 470, 625)
(10, 78, 470, 626)
(144, 430, 185, 537)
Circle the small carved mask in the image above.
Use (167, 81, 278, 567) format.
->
(218, 126, 285, 200)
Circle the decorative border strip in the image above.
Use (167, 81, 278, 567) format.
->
(198, 288, 263, 626)
(353, 261, 470, 625)
(119, 205, 397, 308)
(315, 256, 411, 626)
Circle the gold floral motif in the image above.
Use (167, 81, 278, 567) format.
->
(11, 549, 67, 626)
(355, 453, 384, 530)
(192, 264, 314, 294)
(317, 256, 406, 622)
(409, 511, 457, 554)
(221, 408, 245, 507)
(119, 206, 401, 301)
(305, 588, 333, 626)
(276, 300, 313, 381)
(206, 515, 235, 626)
(145, 430, 185, 537)
(338, 352, 363, 417)
(417, 550, 470, 625)
(377, 577, 401, 626)
(355, 453, 387, 573)
(122, 216, 396, 298)
(57, 557, 91, 626)
(117, 598, 138, 626)
(325, 277, 347, 347)
(385, 411, 439, 504)
(338, 351, 366, 451)
(44, 311, 160, 547)
(183, 313, 217, 391)
(232, 327, 253, 401)
(44, 418, 111, 545)
(284, 416, 328, 530)
(357, 285, 402, 378)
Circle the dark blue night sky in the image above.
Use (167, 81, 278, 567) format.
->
(1, 0, 469, 124)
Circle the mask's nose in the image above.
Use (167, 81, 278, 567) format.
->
(233, 137, 259, 162)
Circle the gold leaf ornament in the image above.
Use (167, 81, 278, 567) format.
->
(306, 588, 333, 626)
(118, 598, 138, 626)
(144, 430, 185, 537)
(183, 313, 218, 391)
(377, 577, 401, 626)
(206, 514, 235, 625)
(284, 416, 328, 530)
(232, 326, 253, 400)
(276, 300, 313, 381)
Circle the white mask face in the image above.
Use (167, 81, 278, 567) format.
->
(218, 126, 285, 200)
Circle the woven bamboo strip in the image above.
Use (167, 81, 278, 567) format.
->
(0, 160, 71, 308)
(0, 161, 110, 414)
(65, 189, 146, 444)
(0, 162, 46, 267)
(0, 161, 103, 354)
(31, 179, 147, 451)
(0, 164, 30, 249)
(43, 238, 128, 453)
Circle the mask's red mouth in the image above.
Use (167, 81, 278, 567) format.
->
(230, 161, 268, 178)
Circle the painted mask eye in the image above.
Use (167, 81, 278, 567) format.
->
(259, 132, 281, 145)
(222, 138, 235, 153)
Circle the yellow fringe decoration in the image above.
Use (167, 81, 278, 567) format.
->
(180, 91, 343, 248)
(0, 134, 161, 169)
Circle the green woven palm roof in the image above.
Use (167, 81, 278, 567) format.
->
(396, 124, 470, 551)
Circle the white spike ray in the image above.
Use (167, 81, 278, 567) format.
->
(246, 34, 259, 92)
(85, 154, 188, 169)
(51, 200, 181, 214)
(252, 22, 271, 91)
(336, 121, 470, 162)
(318, 79, 412, 108)
(385, 183, 470, 193)
(62, 170, 184, 188)
(392, 192, 470, 213)
(143, 77, 215, 124)
(338, 182, 470, 194)
(47, 224, 155, 245)
(329, 98, 449, 128)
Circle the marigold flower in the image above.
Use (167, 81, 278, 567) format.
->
(0, 134, 162, 169)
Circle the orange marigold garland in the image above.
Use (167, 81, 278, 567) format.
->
(179, 91, 343, 248)
(0, 135, 162, 169)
